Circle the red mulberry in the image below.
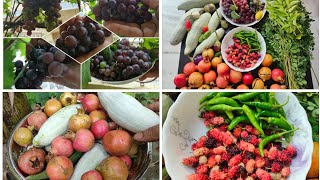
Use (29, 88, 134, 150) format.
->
(268, 147, 278, 160)
(228, 166, 239, 178)
(286, 145, 297, 157)
(233, 127, 242, 138)
(245, 159, 255, 173)
(209, 170, 227, 180)
(239, 141, 255, 152)
(256, 168, 272, 180)
(271, 162, 281, 173)
(182, 156, 198, 166)
(193, 147, 210, 157)
(228, 154, 242, 167)
(188, 173, 209, 180)
(281, 167, 290, 177)
(196, 164, 209, 174)
(241, 131, 249, 139)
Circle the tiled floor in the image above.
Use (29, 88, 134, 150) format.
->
(162, 0, 319, 89)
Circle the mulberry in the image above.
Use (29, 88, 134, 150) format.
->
(228, 166, 239, 178)
(281, 167, 290, 177)
(228, 154, 242, 167)
(245, 159, 255, 173)
(271, 162, 282, 173)
(196, 164, 209, 174)
(239, 141, 255, 152)
(204, 138, 217, 149)
(209, 170, 227, 180)
(256, 168, 272, 180)
(188, 173, 209, 180)
(182, 156, 199, 167)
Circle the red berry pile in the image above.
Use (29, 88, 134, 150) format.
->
(226, 38, 260, 69)
(182, 111, 296, 180)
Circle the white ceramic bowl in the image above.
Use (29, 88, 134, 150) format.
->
(221, 26, 266, 72)
(163, 92, 313, 180)
(219, 0, 267, 27)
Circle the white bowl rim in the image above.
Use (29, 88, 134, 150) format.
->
(219, 0, 267, 27)
(221, 26, 266, 72)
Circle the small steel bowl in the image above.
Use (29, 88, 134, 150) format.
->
(7, 108, 152, 180)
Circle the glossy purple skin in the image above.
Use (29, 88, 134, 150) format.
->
(193, 55, 203, 65)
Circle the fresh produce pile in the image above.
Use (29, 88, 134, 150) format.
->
(92, 0, 154, 24)
(12, 92, 159, 179)
(221, 0, 265, 24)
(171, 0, 315, 89)
(90, 38, 154, 81)
(225, 31, 261, 69)
(14, 39, 73, 89)
(183, 92, 297, 179)
(20, 0, 62, 36)
(55, 14, 112, 59)
(174, 53, 286, 89)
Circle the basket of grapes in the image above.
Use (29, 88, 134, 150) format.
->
(90, 38, 159, 85)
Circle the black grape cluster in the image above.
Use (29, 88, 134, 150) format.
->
(15, 40, 69, 89)
(21, 0, 62, 36)
(90, 39, 152, 81)
(92, 0, 153, 24)
(55, 15, 112, 59)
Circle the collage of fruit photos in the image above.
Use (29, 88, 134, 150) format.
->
(1, 0, 320, 180)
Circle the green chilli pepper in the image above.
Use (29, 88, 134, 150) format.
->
(199, 92, 217, 105)
(242, 104, 265, 136)
(205, 104, 242, 112)
(243, 97, 289, 111)
(259, 128, 298, 157)
(215, 92, 238, 98)
(268, 92, 276, 104)
(258, 93, 268, 102)
(256, 110, 282, 119)
(259, 117, 293, 131)
(225, 111, 234, 120)
(207, 97, 241, 107)
(227, 115, 250, 131)
(232, 92, 263, 101)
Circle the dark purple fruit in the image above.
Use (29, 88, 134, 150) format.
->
(42, 52, 54, 64)
(64, 35, 78, 49)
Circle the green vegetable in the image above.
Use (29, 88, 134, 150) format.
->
(228, 115, 250, 131)
(260, 4, 314, 89)
(199, 92, 217, 104)
(233, 30, 261, 52)
(225, 111, 234, 120)
(242, 104, 265, 136)
(199, 31, 211, 43)
(206, 97, 240, 107)
(243, 97, 289, 110)
(232, 92, 262, 101)
(259, 129, 298, 157)
(256, 110, 282, 119)
(231, 11, 240, 19)
(260, 117, 293, 131)
(205, 104, 242, 111)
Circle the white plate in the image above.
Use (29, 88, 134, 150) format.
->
(219, 0, 267, 27)
(163, 92, 313, 180)
(221, 27, 266, 72)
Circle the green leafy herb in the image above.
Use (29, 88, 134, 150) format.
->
(25, 92, 62, 109)
(294, 92, 319, 142)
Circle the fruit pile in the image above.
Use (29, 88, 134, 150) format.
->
(174, 49, 286, 89)
(14, 39, 72, 89)
(90, 38, 153, 81)
(221, 0, 265, 24)
(92, 0, 154, 24)
(183, 92, 297, 180)
(13, 93, 142, 179)
(55, 14, 112, 59)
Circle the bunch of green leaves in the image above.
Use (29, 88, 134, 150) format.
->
(125, 92, 159, 106)
(259, 3, 314, 89)
(25, 92, 62, 109)
(266, 0, 305, 39)
(294, 92, 319, 142)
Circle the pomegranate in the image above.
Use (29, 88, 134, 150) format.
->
(183, 62, 197, 75)
(13, 127, 33, 147)
(96, 156, 128, 180)
(216, 76, 229, 89)
(27, 104, 47, 130)
(188, 72, 204, 88)
(229, 70, 242, 84)
(198, 84, 210, 89)
(81, 94, 100, 113)
(258, 67, 272, 81)
(237, 84, 249, 89)
(68, 108, 92, 132)
(103, 130, 133, 156)
(213, 41, 221, 52)
(59, 92, 77, 107)
(280, 85, 287, 89)
(272, 68, 285, 84)
(181, 86, 188, 89)
(65, 129, 95, 152)
(18, 148, 46, 175)
(217, 63, 229, 76)
(225, 86, 234, 89)
(202, 48, 214, 61)
(90, 120, 109, 139)
(252, 78, 265, 89)
(46, 156, 74, 180)
(81, 170, 103, 180)
(119, 155, 132, 169)
(89, 110, 107, 123)
(174, 74, 187, 88)
(204, 70, 217, 84)
(51, 136, 74, 157)
(197, 60, 211, 73)
(211, 57, 222, 68)
(44, 97, 62, 117)
(242, 73, 254, 85)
